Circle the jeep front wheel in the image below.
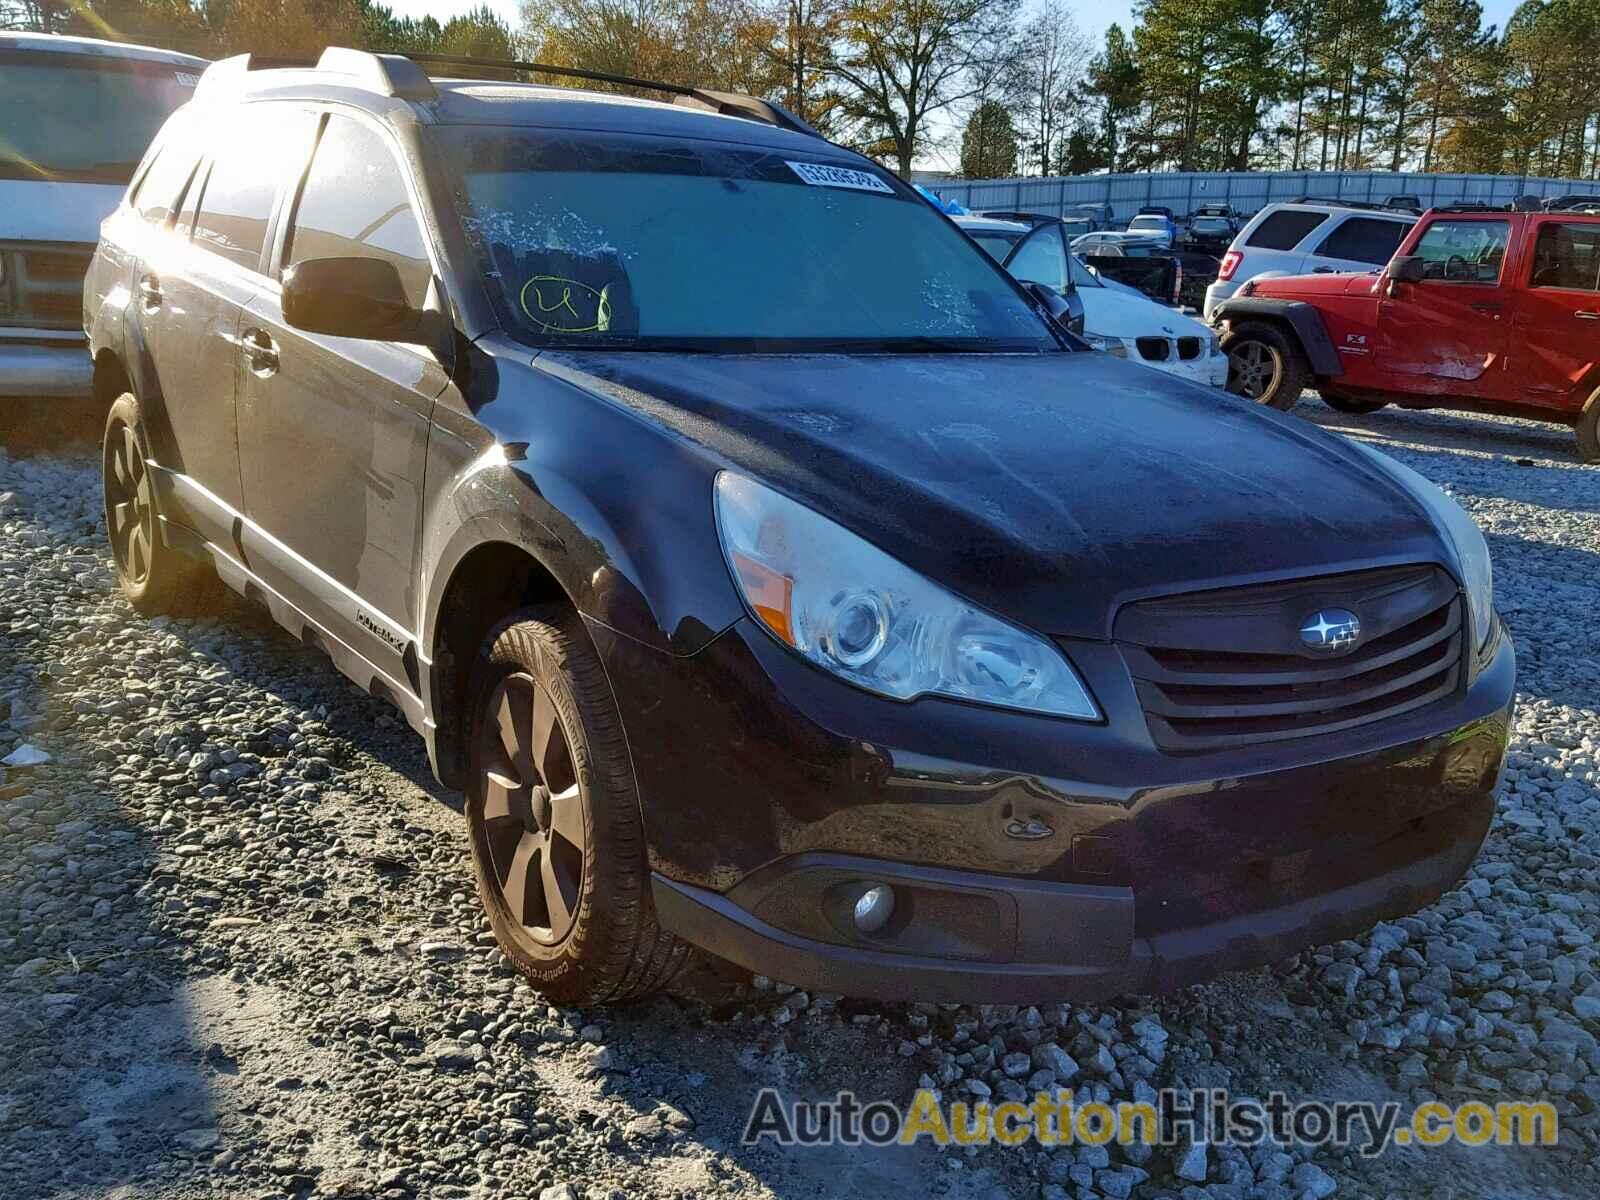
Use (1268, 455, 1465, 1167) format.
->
(1222, 322, 1309, 412)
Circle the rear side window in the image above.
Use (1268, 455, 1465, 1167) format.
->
(1245, 210, 1329, 251)
(132, 121, 200, 226)
(1315, 217, 1410, 265)
(1531, 223, 1600, 292)
(286, 114, 433, 309)
(193, 106, 314, 272)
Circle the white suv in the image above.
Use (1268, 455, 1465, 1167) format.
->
(1202, 201, 1416, 319)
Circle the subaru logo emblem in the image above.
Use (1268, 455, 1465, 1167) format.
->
(1300, 609, 1361, 654)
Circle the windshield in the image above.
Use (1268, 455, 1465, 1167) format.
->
(1192, 218, 1230, 232)
(0, 51, 197, 183)
(443, 129, 1057, 353)
(1129, 216, 1167, 231)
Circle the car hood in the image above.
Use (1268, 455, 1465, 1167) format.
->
(0, 179, 125, 242)
(1079, 287, 1211, 340)
(1250, 271, 1383, 300)
(537, 349, 1450, 639)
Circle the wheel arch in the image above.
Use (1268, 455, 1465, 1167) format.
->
(426, 534, 577, 790)
(1214, 298, 1343, 378)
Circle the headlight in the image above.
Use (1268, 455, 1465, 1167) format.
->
(714, 473, 1099, 720)
(1349, 444, 1495, 649)
(1083, 333, 1127, 358)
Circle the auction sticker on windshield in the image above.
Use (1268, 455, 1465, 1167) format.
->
(786, 161, 895, 194)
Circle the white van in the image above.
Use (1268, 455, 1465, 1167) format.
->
(0, 33, 205, 398)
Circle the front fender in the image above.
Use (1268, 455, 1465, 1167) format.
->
(1213, 296, 1343, 377)
(418, 346, 748, 669)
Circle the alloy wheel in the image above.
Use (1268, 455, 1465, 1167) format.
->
(105, 421, 156, 586)
(476, 673, 585, 945)
(1227, 339, 1281, 401)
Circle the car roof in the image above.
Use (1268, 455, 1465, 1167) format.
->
(1258, 201, 1415, 221)
(0, 31, 207, 69)
(427, 80, 829, 154)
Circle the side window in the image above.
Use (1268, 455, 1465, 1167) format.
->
(1412, 219, 1511, 284)
(287, 114, 433, 309)
(1006, 226, 1069, 292)
(1316, 217, 1411, 266)
(131, 119, 199, 226)
(193, 106, 314, 271)
(1530, 223, 1600, 292)
(1245, 210, 1329, 251)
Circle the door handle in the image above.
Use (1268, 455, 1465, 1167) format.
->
(240, 328, 279, 374)
(1577, 311, 1600, 321)
(137, 275, 162, 310)
(1471, 302, 1502, 320)
(1312, 267, 1335, 273)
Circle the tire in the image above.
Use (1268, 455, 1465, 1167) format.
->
(1222, 321, 1310, 412)
(101, 392, 224, 617)
(464, 606, 688, 1005)
(1578, 388, 1600, 465)
(1319, 388, 1389, 415)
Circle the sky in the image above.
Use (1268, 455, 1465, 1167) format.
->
(392, 0, 1529, 172)
(396, 0, 1526, 38)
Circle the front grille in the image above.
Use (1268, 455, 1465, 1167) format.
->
(1115, 565, 1465, 753)
(1177, 336, 1203, 360)
(1135, 336, 1170, 362)
(0, 241, 94, 330)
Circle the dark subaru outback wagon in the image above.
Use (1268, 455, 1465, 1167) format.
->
(85, 49, 1515, 1006)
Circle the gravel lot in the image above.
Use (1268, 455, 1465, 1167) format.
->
(2, 402, 1598, 1200)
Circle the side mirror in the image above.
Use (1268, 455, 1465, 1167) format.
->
(1023, 280, 1085, 336)
(283, 257, 429, 343)
(1390, 255, 1426, 284)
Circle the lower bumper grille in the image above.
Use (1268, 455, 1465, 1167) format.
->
(1115, 565, 1465, 752)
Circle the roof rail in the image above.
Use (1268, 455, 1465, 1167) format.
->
(193, 47, 823, 139)
(400, 52, 821, 138)
(194, 49, 432, 100)
(318, 47, 435, 100)
(1285, 195, 1387, 212)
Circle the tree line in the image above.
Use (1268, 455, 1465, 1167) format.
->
(4, 0, 1597, 182)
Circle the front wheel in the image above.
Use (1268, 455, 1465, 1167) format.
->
(1222, 322, 1310, 412)
(464, 606, 689, 1005)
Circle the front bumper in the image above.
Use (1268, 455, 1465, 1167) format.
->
(0, 333, 92, 398)
(592, 615, 1514, 1002)
(1091, 337, 1228, 388)
(1203, 280, 1242, 321)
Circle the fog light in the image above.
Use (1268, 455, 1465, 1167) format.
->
(853, 884, 895, 933)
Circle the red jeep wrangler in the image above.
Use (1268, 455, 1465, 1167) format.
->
(1212, 207, 1600, 462)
